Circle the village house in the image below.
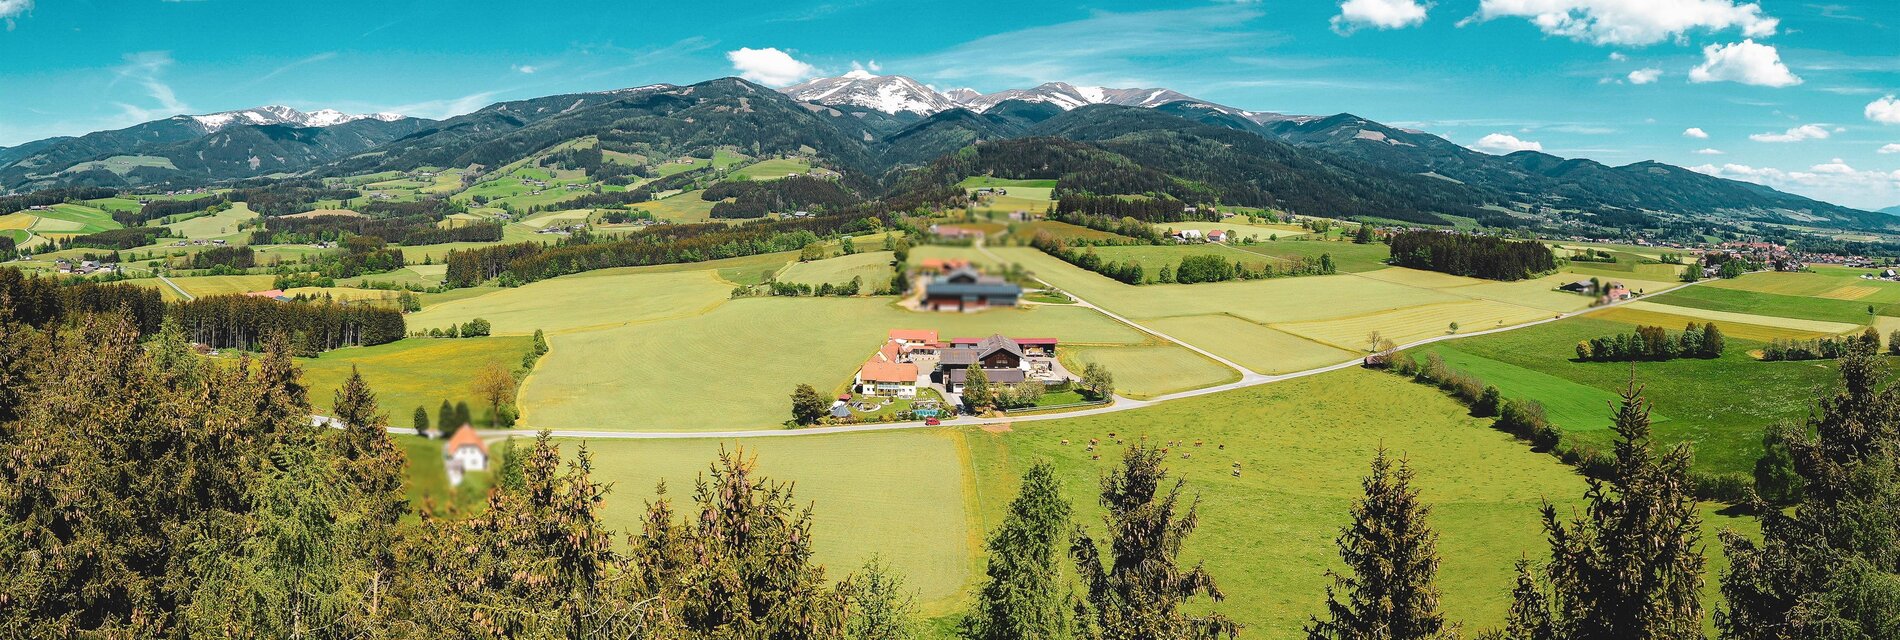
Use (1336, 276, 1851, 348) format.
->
(854, 359, 920, 398)
(1206, 229, 1228, 243)
(929, 224, 985, 241)
(443, 425, 489, 487)
(1173, 229, 1205, 243)
(922, 266, 1022, 312)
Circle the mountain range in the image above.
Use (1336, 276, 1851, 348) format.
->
(1, 73, 1890, 231)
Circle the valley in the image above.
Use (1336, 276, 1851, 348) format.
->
(6, 69, 1900, 640)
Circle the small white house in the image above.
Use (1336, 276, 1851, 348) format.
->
(443, 424, 489, 487)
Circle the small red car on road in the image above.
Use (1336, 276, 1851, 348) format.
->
(925, 417, 942, 426)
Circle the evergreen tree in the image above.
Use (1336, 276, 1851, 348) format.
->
(1072, 445, 1238, 640)
(437, 400, 455, 437)
(846, 556, 920, 640)
(1718, 341, 1900, 639)
(1306, 449, 1450, 640)
(452, 401, 472, 430)
(413, 405, 430, 436)
(1701, 323, 1726, 358)
(1504, 382, 1705, 640)
(1752, 423, 1804, 506)
(963, 461, 1074, 640)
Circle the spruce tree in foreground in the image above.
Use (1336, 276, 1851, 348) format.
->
(1072, 445, 1238, 640)
(1718, 341, 1900, 639)
(1307, 449, 1450, 640)
(1497, 383, 1705, 640)
(962, 460, 1074, 640)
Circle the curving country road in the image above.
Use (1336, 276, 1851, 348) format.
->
(330, 246, 1710, 440)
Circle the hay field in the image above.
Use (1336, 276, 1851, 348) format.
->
(1272, 299, 1551, 350)
(1620, 300, 1863, 335)
(777, 251, 895, 287)
(1143, 314, 1358, 374)
(407, 269, 736, 335)
(1057, 344, 1242, 398)
(163, 202, 257, 239)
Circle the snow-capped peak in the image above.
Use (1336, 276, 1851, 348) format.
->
(781, 73, 958, 116)
(181, 105, 406, 133)
(781, 73, 1217, 118)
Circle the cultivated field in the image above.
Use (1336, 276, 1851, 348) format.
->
(729, 158, 813, 180)
(1057, 344, 1241, 398)
(161, 202, 257, 238)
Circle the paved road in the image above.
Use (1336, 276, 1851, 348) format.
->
(338, 250, 1709, 441)
(157, 274, 194, 301)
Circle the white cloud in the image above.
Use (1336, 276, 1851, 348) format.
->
(1692, 159, 1900, 210)
(725, 47, 817, 87)
(1471, 0, 1778, 46)
(1683, 127, 1709, 138)
(1879, 143, 1900, 154)
(1609, 52, 1627, 61)
(0, 0, 30, 30)
(1332, 0, 1431, 33)
(1473, 132, 1544, 153)
(1689, 40, 1801, 87)
(1627, 68, 1662, 84)
(1693, 148, 1724, 154)
(109, 51, 191, 123)
(1868, 95, 1900, 124)
(512, 64, 537, 74)
(1749, 124, 1829, 143)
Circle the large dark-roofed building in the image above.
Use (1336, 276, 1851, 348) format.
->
(923, 267, 1021, 312)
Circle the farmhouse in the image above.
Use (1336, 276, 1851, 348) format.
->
(855, 359, 920, 398)
(930, 224, 984, 241)
(922, 266, 1021, 312)
(1206, 230, 1228, 243)
(917, 258, 971, 275)
(442, 425, 489, 487)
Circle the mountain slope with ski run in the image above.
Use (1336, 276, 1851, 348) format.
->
(781, 72, 1206, 116)
(185, 105, 406, 133)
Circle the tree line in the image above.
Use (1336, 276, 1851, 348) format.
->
(1761, 328, 1880, 362)
(444, 214, 885, 288)
(171, 294, 405, 352)
(0, 266, 166, 335)
(59, 226, 174, 250)
(1576, 322, 1726, 362)
(1387, 230, 1558, 281)
(1054, 193, 1213, 223)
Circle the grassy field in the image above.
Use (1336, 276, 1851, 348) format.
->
(969, 188, 1054, 216)
(777, 251, 895, 288)
(1415, 315, 1841, 474)
(161, 202, 257, 239)
(135, 274, 277, 299)
(584, 431, 978, 613)
(300, 336, 534, 429)
(518, 295, 1148, 432)
(1705, 268, 1900, 303)
(1273, 299, 1552, 350)
(407, 269, 735, 335)
(1004, 220, 1132, 244)
(956, 176, 1058, 189)
(31, 203, 121, 234)
(1423, 344, 1657, 432)
(729, 158, 813, 180)
(1144, 314, 1359, 374)
(1616, 301, 1861, 337)
(1227, 239, 1391, 273)
(634, 190, 719, 223)
(1649, 284, 1889, 324)
(553, 367, 1752, 636)
(1057, 344, 1241, 398)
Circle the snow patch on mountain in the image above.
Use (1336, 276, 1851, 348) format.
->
(183, 106, 405, 133)
(781, 73, 959, 116)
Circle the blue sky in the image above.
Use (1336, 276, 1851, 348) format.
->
(1, 0, 1897, 209)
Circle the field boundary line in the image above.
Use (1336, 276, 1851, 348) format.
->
(157, 274, 194, 301)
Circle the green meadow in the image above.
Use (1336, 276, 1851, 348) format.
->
(300, 336, 535, 429)
(550, 367, 1753, 637)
